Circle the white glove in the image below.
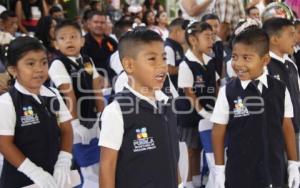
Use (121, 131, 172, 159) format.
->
(53, 151, 73, 188)
(212, 165, 225, 188)
(71, 119, 92, 144)
(288, 160, 300, 188)
(18, 158, 57, 188)
(198, 108, 212, 119)
(178, 182, 184, 188)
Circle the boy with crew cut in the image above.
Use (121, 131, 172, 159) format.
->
(99, 29, 180, 188)
(211, 27, 300, 188)
(263, 18, 300, 157)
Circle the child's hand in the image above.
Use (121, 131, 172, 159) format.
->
(18, 158, 57, 188)
(71, 119, 96, 144)
(54, 151, 73, 188)
(198, 108, 212, 119)
(212, 165, 225, 188)
(288, 160, 300, 188)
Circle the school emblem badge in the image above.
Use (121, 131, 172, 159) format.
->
(273, 74, 281, 80)
(20, 106, 40, 126)
(133, 127, 156, 152)
(233, 97, 250, 118)
(195, 75, 205, 87)
(84, 63, 93, 75)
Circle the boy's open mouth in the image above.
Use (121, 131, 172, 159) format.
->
(155, 73, 166, 81)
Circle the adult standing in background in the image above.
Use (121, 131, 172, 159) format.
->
(179, 0, 215, 21)
(215, 0, 245, 41)
(82, 10, 118, 86)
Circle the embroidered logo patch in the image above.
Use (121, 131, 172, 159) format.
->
(20, 106, 40, 126)
(84, 63, 93, 75)
(233, 97, 250, 118)
(273, 74, 281, 80)
(195, 75, 205, 87)
(133, 127, 156, 152)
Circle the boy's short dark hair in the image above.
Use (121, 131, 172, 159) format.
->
(263, 18, 294, 37)
(246, 6, 259, 16)
(49, 6, 62, 15)
(0, 11, 16, 21)
(168, 18, 185, 32)
(54, 20, 82, 37)
(118, 28, 163, 60)
(113, 19, 133, 40)
(233, 27, 269, 57)
(86, 10, 107, 21)
(201, 14, 220, 22)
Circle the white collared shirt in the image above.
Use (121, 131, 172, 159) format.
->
(49, 55, 99, 88)
(109, 51, 123, 75)
(0, 81, 72, 136)
(178, 49, 219, 88)
(165, 46, 176, 66)
(98, 83, 169, 150)
(210, 72, 293, 125)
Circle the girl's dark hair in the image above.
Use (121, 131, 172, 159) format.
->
(4, 36, 46, 67)
(21, 0, 44, 20)
(185, 21, 213, 47)
(35, 16, 54, 49)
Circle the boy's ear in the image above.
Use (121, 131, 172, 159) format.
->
(262, 53, 271, 66)
(80, 37, 85, 47)
(270, 35, 279, 45)
(122, 57, 134, 74)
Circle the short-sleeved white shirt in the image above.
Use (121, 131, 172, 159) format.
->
(49, 55, 99, 87)
(210, 72, 294, 125)
(165, 46, 176, 66)
(178, 49, 220, 88)
(0, 81, 72, 136)
(109, 51, 123, 75)
(98, 83, 169, 151)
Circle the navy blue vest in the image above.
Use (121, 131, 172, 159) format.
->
(213, 40, 224, 76)
(53, 53, 97, 128)
(114, 89, 179, 188)
(165, 38, 184, 89)
(267, 57, 300, 133)
(0, 87, 60, 188)
(294, 50, 300, 75)
(177, 57, 217, 127)
(225, 76, 286, 188)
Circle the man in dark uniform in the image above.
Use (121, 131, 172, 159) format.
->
(82, 10, 118, 85)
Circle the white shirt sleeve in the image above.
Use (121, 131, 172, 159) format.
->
(178, 61, 194, 88)
(165, 46, 176, 66)
(50, 88, 73, 123)
(48, 60, 72, 87)
(98, 101, 124, 150)
(284, 88, 294, 118)
(109, 52, 123, 75)
(0, 93, 16, 135)
(210, 86, 229, 125)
